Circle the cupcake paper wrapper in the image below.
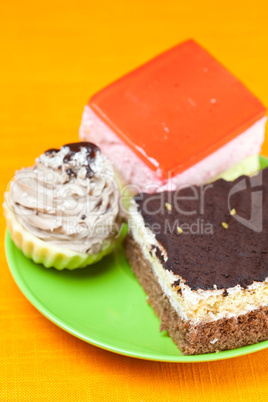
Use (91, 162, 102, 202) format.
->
(3, 202, 120, 270)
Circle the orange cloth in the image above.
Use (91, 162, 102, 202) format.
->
(1, 1, 268, 400)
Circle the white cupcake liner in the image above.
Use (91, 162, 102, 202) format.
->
(3, 202, 117, 270)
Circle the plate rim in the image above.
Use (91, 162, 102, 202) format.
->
(4, 155, 268, 363)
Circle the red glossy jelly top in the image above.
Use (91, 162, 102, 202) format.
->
(89, 40, 266, 179)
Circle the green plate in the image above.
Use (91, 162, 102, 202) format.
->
(4, 156, 268, 363)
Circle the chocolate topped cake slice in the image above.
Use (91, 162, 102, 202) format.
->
(125, 168, 268, 355)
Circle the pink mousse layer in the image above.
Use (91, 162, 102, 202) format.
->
(79, 106, 266, 193)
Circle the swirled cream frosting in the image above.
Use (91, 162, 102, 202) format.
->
(6, 142, 122, 254)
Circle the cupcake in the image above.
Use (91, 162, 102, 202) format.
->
(4, 142, 123, 269)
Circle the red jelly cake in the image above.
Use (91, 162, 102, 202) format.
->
(80, 40, 266, 192)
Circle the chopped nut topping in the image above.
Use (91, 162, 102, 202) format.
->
(177, 226, 183, 234)
(165, 202, 172, 211)
(222, 222, 229, 229)
(230, 208, 236, 216)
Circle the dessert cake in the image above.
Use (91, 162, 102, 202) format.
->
(80, 40, 266, 192)
(125, 169, 268, 355)
(4, 142, 123, 269)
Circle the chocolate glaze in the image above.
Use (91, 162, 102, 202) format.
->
(45, 142, 100, 179)
(45, 148, 59, 155)
(134, 168, 268, 290)
(63, 142, 99, 178)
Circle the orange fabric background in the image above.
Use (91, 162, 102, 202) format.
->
(1, 0, 268, 400)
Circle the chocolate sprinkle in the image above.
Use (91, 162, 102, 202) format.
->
(66, 168, 75, 176)
(134, 168, 268, 291)
(172, 279, 181, 288)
